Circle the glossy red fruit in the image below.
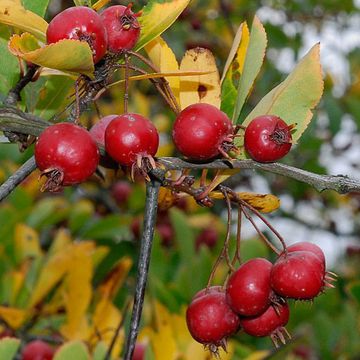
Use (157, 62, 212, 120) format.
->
(226, 258, 273, 317)
(89, 115, 117, 146)
(35, 123, 99, 191)
(101, 4, 140, 52)
(244, 115, 293, 162)
(111, 180, 132, 206)
(46, 6, 108, 64)
(193, 286, 223, 300)
(240, 302, 290, 347)
(271, 251, 325, 300)
(105, 113, 159, 166)
(172, 103, 234, 161)
(287, 242, 326, 268)
(133, 342, 146, 360)
(186, 288, 240, 353)
(22, 340, 54, 360)
(195, 227, 218, 251)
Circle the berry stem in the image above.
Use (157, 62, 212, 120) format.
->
(232, 206, 242, 266)
(124, 52, 130, 113)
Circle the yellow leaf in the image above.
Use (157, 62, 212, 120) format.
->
(92, 0, 110, 11)
(0, 0, 48, 41)
(157, 187, 178, 212)
(0, 306, 27, 329)
(48, 228, 72, 255)
(90, 298, 123, 357)
(14, 223, 42, 261)
(135, 0, 191, 51)
(8, 33, 95, 77)
(210, 191, 280, 213)
(145, 36, 180, 104)
(97, 257, 132, 300)
(92, 246, 110, 268)
(179, 48, 221, 109)
(244, 350, 271, 360)
(60, 243, 94, 340)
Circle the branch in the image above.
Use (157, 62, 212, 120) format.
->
(123, 172, 163, 360)
(0, 157, 37, 201)
(158, 157, 360, 194)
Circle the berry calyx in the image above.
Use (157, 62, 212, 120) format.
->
(240, 302, 290, 347)
(101, 4, 141, 52)
(172, 103, 235, 161)
(186, 287, 240, 355)
(22, 340, 54, 360)
(270, 250, 325, 300)
(226, 258, 273, 317)
(104, 113, 159, 176)
(244, 115, 293, 162)
(46, 6, 108, 64)
(35, 123, 100, 192)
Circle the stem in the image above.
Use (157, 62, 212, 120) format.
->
(232, 206, 242, 266)
(222, 188, 235, 271)
(123, 177, 161, 360)
(124, 53, 130, 113)
(0, 157, 37, 202)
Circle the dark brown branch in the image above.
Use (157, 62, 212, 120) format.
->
(158, 157, 360, 194)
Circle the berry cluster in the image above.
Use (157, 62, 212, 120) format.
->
(46, 4, 140, 64)
(186, 241, 336, 355)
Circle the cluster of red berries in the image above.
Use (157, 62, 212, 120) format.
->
(186, 242, 336, 354)
(46, 4, 141, 63)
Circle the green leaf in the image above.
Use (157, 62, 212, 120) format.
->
(22, 0, 50, 17)
(241, 43, 324, 142)
(23, 76, 47, 113)
(347, 281, 360, 304)
(33, 75, 74, 120)
(135, 0, 191, 51)
(0, 337, 21, 360)
(92, 342, 109, 360)
(0, 25, 20, 96)
(233, 16, 267, 122)
(9, 33, 95, 77)
(54, 341, 90, 360)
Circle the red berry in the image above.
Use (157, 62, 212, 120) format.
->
(105, 113, 159, 167)
(186, 288, 240, 353)
(287, 242, 326, 268)
(195, 227, 218, 251)
(156, 221, 174, 247)
(244, 115, 292, 162)
(101, 4, 140, 52)
(240, 302, 290, 346)
(89, 115, 117, 146)
(133, 342, 146, 360)
(35, 123, 99, 191)
(193, 286, 223, 300)
(22, 340, 54, 360)
(111, 181, 132, 206)
(270, 251, 325, 300)
(226, 258, 273, 317)
(46, 6, 108, 64)
(172, 103, 234, 160)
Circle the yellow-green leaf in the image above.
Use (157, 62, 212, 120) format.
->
(135, 0, 191, 51)
(14, 223, 42, 261)
(53, 341, 90, 360)
(242, 43, 323, 142)
(221, 22, 250, 118)
(92, 0, 111, 12)
(179, 48, 221, 109)
(0, 337, 21, 360)
(233, 16, 267, 122)
(8, 33, 95, 77)
(145, 36, 180, 104)
(0, 306, 27, 329)
(0, 0, 48, 41)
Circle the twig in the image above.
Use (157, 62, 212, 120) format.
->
(0, 157, 37, 202)
(123, 174, 162, 360)
(158, 158, 360, 194)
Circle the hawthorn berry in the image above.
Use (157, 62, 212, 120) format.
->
(22, 340, 54, 360)
(172, 103, 234, 161)
(226, 258, 273, 317)
(287, 241, 326, 268)
(240, 302, 290, 347)
(270, 250, 325, 300)
(111, 180, 132, 206)
(35, 123, 99, 192)
(244, 115, 293, 162)
(89, 114, 117, 146)
(195, 227, 218, 251)
(46, 6, 108, 64)
(104, 113, 159, 171)
(186, 287, 240, 354)
(101, 4, 141, 52)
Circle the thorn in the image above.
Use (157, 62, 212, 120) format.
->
(324, 281, 336, 289)
(327, 271, 338, 277)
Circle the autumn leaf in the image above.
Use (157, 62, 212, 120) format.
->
(53, 341, 90, 360)
(0, 306, 27, 329)
(0, 337, 21, 360)
(0, 0, 48, 41)
(14, 223, 42, 261)
(179, 48, 221, 109)
(8, 33, 95, 77)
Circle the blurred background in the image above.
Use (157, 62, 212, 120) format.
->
(0, 0, 360, 359)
